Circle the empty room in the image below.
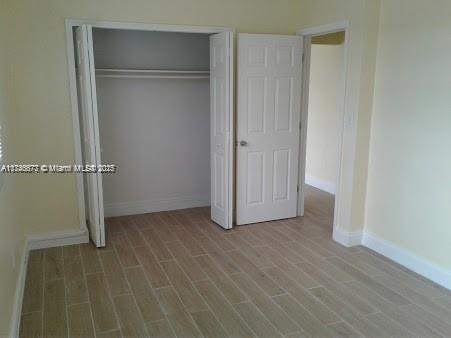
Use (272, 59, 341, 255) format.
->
(1, 0, 450, 337)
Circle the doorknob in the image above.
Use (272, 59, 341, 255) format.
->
(240, 140, 248, 146)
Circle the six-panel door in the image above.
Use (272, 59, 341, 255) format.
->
(236, 34, 302, 225)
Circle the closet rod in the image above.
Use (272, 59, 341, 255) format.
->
(96, 68, 210, 74)
(95, 68, 210, 79)
(96, 75, 209, 79)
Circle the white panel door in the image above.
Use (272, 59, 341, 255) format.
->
(237, 34, 302, 225)
(210, 32, 233, 229)
(75, 25, 105, 247)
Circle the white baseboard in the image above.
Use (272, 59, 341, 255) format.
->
(305, 175, 336, 195)
(10, 228, 88, 337)
(332, 227, 363, 247)
(27, 229, 89, 250)
(362, 231, 451, 290)
(9, 244, 29, 338)
(332, 228, 451, 290)
(104, 194, 210, 217)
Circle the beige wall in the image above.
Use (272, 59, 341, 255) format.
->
(365, 0, 451, 270)
(3, 0, 450, 332)
(0, 1, 25, 335)
(6, 0, 302, 238)
(305, 44, 344, 192)
(298, 0, 381, 232)
(4, 0, 301, 333)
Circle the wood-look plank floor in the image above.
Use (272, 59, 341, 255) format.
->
(20, 186, 451, 337)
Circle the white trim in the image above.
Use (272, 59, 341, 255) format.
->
(305, 175, 336, 195)
(65, 21, 87, 233)
(104, 194, 210, 217)
(297, 35, 311, 217)
(332, 227, 363, 247)
(227, 31, 235, 228)
(66, 19, 233, 34)
(297, 21, 349, 37)
(9, 244, 28, 338)
(296, 22, 351, 238)
(332, 228, 451, 290)
(362, 232, 451, 290)
(9, 229, 89, 337)
(27, 229, 89, 251)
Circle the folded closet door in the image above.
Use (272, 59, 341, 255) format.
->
(75, 25, 105, 247)
(210, 32, 233, 229)
(236, 34, 302, 225)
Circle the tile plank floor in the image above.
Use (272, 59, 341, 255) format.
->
(20, 186, 451, 337)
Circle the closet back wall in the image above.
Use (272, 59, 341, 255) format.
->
(93, 29, 209, 70)
(94, 30, 211, 216)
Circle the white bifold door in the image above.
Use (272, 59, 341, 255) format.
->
(236, 34, 303, 225)
(75, 25, 105, 247)
(210, 32, 234, 230)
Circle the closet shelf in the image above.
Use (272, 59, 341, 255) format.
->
(95, 68, 210, 79)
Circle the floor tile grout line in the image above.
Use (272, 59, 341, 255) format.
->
(40, 249, 46, 338)
(128, 236, 191, 338)
(111, 232, 150, 337)
(203, 252, 296, 336)
(263, 245, 368, 327)
(192, 251, 256, 335)
(159, 221, 255, 337)
(150, 255, 203, 337)
(191, 265, 258, 337)
(79, 243, 100, 338)
(95, 245, 123, 336)
(63, 249, 71, 338)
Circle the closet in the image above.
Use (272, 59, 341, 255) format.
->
(73, 25, 233, 247)
(70, 21, 304, 248)
(94, 30, 211, 218)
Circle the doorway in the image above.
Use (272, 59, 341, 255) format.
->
(297, 23, 349, 237)
(305, 31, 345, 230)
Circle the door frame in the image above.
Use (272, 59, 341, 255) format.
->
(65, 20, 235, 232)
(296, 21, 351, 236)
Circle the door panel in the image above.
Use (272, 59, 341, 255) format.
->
(247, 151, 265, 204)
(237, 34, 302, 225)
(273, 148, 290, 201)
(247, 77, 266, 133)
(274, 78, 293, 131)
(75, 25, 105, 247)
(210, 32, 233, 229)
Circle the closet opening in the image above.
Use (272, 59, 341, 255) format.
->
(68, 22, 234, 247)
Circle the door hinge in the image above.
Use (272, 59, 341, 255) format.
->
(302, 52, 305, 63)
(297, 184, 299, 192)
(299, 121, 302, 130)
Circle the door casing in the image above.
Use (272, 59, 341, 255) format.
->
(296, 21, 351, 241)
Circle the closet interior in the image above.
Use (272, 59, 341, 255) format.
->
(89, 29, 211, 222)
